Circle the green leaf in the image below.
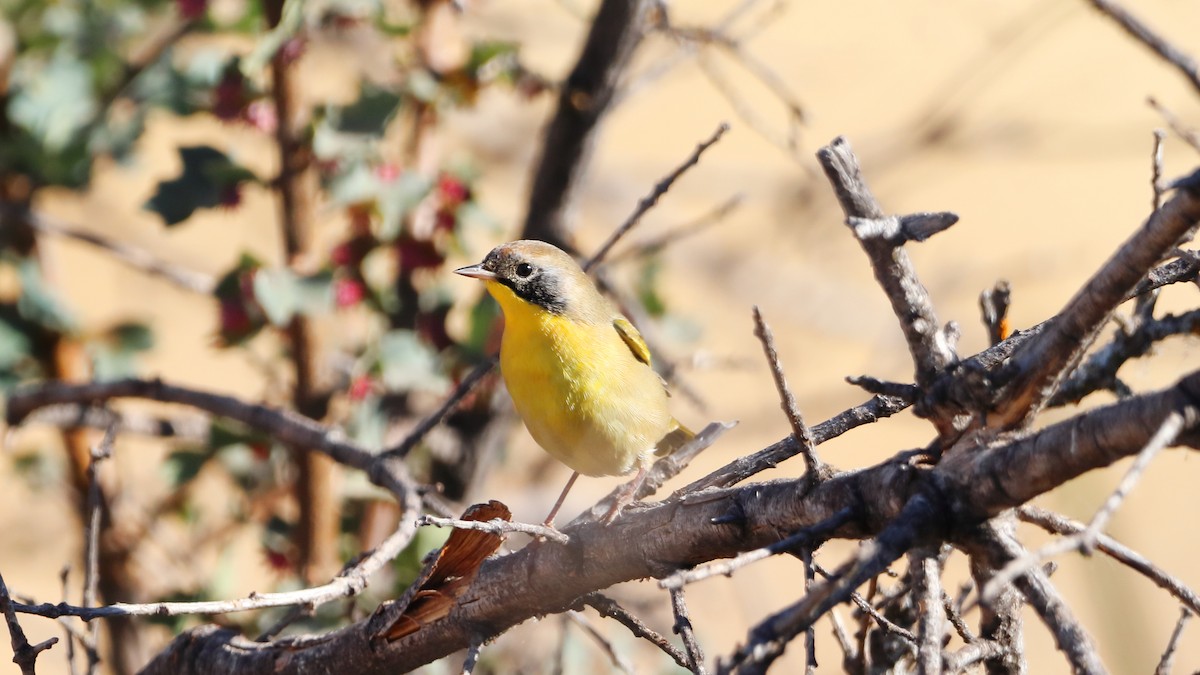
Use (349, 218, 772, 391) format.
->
(378, 329, 448, 394)
(328, 85, 402, 135)
(8, 49, 98, 152)
(239, 0, 305, 75)
(378, 173, 431, 240)
(0, 315, 32, 371)
(145, 145, 258, 226)
(252, 268, 333, 325)
(636, 257, 666, 317)
(107, 321, 154, 352)
(464, 294, 499, 355)
(162, 448, 212, 488)
(17, 258, 76, 334)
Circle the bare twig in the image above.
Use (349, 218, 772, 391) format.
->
(16, 514, 419, 621)
(910, 549, 944, 675)
(1152, 130, 1167, 210)
(817, 137, 956, 394)
(1018, 506, 1200, 616)
(670, 589, 707, 674)
(846, 212, 959, 245)
(979, 281, 1012, 346)
(751, 306, 824, 476)
(23, 211, 215, 294)
(417, 514, 568, 545)
(1153, 607, 1191, 675)
(971, 523, 1108, 675)
(608, 194, 745, 263)
(584, 122, 730, 273)
(942, 639, 1008, 674)
(800, 548, 816, 675)
(980, 412, 1183, 603)
(1148, 97, 1200, 153)
(813, 563, 918, 645)
(1051, 308, 1200, 406)
(941, 590, 976, 644)
(845, 376, 920, 401)
(381, 358, 498, 458)
(719, 495, 934, 674)
(460, 636, 483, 675)
(566, 610, 635, 675)
(6, 378, 418, 502)
(1086, 0, 1200, 96)
(661, 507, 854, 589)
(81, 424, 115, 675)
(580, 593, 690, 670)
(686, 393, 908, 492)
(1, 570, 58, 675)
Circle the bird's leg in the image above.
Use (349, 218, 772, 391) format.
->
(601, 464, 648, 524)
(542, 471, 581, 528)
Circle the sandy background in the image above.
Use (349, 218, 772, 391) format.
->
(3, 0, 1200, 672)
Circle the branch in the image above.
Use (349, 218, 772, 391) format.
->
(15, 514, 419, 621)
(967, 522, 1107, 675)
(1154, 608, 1191, 675)
(579, 593, 691, 671)
(585, 122, 730, 272)
(69, 371, 1200, 672)
(816, 137, 956, 391)
(1086, 0, 1200, 96)
(522, 0, 657, 248)
(750, 306, 825, 476)
(417, 514, 568, 545)
(670, 589, 707, 675)
(910, 548, 944, 675)
(23, 210, 215, 294)
(1018, 506, 1200, 616)
(5, 378, 416, 502)
(1, 570, 58, 675)
(993, 169, 1200, 427)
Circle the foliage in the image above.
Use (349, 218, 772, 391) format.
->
(0, 0, 544, 651)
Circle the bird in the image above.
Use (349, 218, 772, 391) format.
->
(455, 240, 693, 525)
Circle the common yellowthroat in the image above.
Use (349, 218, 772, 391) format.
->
(456, 240, 693, 524)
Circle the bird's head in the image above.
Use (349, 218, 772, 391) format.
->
(456, 240, 597, 318)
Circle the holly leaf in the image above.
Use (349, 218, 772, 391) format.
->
(379, 330, 448, 394)
(252, 268, 333, 326)
(145, 146, 258, 226)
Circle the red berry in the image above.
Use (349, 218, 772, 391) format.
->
(397, 236, 444, 274)
(279, 38, 306, 66)
(244, 100, 277, 133)
(375, 163, 402, 183)
(219, 300, 251, 334)
(176, 0, 207, 19)
(213, 68, 247, 121)
(330, 242, 354, 267)
(437, 174, 470, 207)
(348, 375, 373, 401)
(263, 548, 291, 572)
(334, 278, 365, 307)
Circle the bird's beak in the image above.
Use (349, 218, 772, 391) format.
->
(455, 264, 497, 281)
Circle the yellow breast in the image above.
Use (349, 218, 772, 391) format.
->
(487, 281, 672, 477)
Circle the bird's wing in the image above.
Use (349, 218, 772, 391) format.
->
(612, 316, 652, 367)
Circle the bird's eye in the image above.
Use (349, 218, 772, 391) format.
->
(515, 263, 534, 278)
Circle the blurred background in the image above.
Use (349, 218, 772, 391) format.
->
(1, 0, 1199, 672)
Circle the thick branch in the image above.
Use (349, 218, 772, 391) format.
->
(994, 170, 1200, 427)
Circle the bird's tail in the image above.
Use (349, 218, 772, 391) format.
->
(654, 419, 695, 457)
